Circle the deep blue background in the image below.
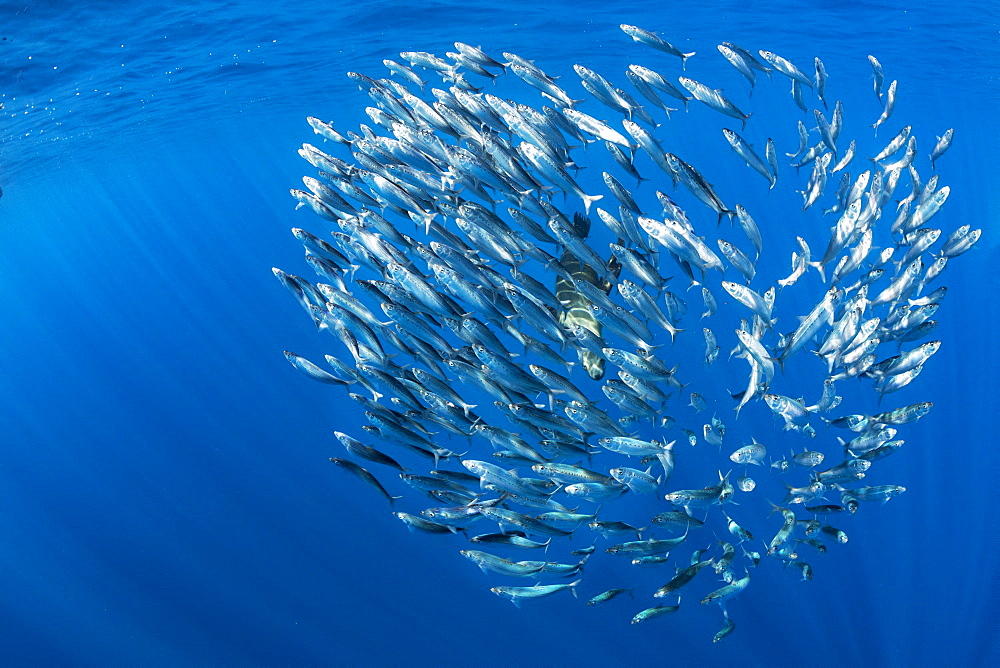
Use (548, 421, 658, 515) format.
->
(0, 1, 997, 665)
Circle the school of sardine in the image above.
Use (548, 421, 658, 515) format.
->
(275, 24, 973, 641)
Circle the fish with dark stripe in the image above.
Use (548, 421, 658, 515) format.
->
(555, 213, 621, 379)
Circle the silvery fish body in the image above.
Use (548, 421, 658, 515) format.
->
(626, 69, 676, 117)
(519, 142, 603, 214)
(400, 50, 455, 73)
(462, 459, 550, 500)
(722, 128, 775, 187)
(871, 125, 911, 162)
(562, 108, 632, 147)
(702, 286, 718, 319)
(790, 79, 808, 112)
(632, 604, 681, 624)
(610, 466, 660, 494)
(588, 588, 634, 606)
(735, 329, 775, 385)
(787, 120, 809, 158)
(678, 77, 751, 128)
(851, 485, 906, 503)
(764, 394, 812, 431)
(664, 472, 733, 509)
(722, 281, 773, 325)
(814, 57, 829, 108)
(868, 55, 885, 101)
(909, 185, 950, 229)
(664, 153, 735, 221)
(510, 63, 577, 108)
(778, 236, 813, 287)
(623, 118, 676, 177)
(284, 351, 350, 386)
(611, 243, 665, 288)
(814, 110, 838, 157)
(619, 280, 682, 339)
(730, 440, 767, 466)
(930, 128, 954, 170)
(766, 138, 779, 181)
(832, 139, 856, 173)
(329, 458, 401, 507)
(734, 205, 763, 258)
(776, 288, 841, 364)
(718, 44, 756, 90)
(479, 507, 574, 537)
(758, 50, 813, 86)
(565, 402, 630, 437)
(491, 580, 582, 607)
(599, 436, 674, 458)
(871, 79, 898, 135)
(461, 550, 546, 577)
(607, 534, 689, 556)
(639, 215, 724, 273)
(718, 239, 756, 282)
(620, 24, 695, 67)
(628, 64, 692, 108)
(701, 573, 751, 606)
(564, 481, 630, 502)
(603, 171, 641, 214)
(877, 365, 924, 398)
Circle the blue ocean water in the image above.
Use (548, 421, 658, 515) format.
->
(0, 1, 997, 665)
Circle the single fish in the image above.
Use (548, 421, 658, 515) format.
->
(491, 579, 582, 607)
(929, 128, 954, 170)
(632, 602, 682, 624)
(871, 80, 898, 135)
(621, 24, 695, 67)
(679, 77, 751, 129)
(588, 588, 634, 606)
(723, 128, 775, 187)
(759, 50, 813, 87)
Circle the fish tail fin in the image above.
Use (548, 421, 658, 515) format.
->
(582, 193, 603, 214)
(772, 353, 787, 375)
(807, 260, 826, 283)
(418, 211, 437, 236)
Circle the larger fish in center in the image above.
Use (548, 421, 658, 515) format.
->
(555, 213, 621, 380)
